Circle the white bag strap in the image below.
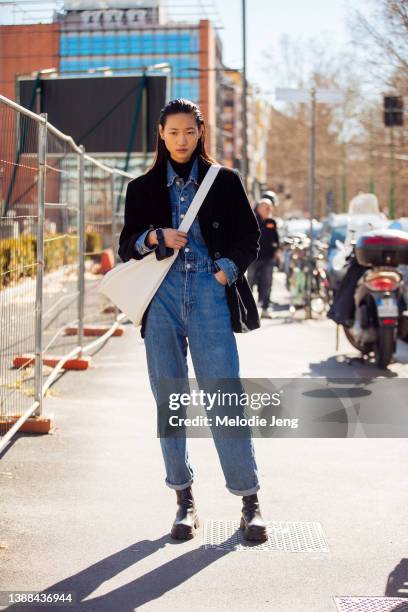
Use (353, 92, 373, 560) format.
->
(177, 164, 221, 233)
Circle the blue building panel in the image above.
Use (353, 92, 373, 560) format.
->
(59, 28, 200, 101)
(60, 30, 199, 57)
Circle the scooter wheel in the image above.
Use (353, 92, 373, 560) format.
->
(375, 327, 395, 369)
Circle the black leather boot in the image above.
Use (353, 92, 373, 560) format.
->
(170, 486, 199, 540)
(240, 493, 268, 542)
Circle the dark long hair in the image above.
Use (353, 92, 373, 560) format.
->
(149, 98, 217, 173)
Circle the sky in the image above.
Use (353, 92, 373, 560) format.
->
(213, 0, 371, 97)
(217, 0, 353, 67)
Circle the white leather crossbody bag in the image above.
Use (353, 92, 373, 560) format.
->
(98, 164, 221, 326)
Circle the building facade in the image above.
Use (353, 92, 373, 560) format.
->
(247, 86, 270, 199)
(221, 69, 243, 171)
(0, 0, 271, 197)
(57, 0, 223, 158)
(0, 0, 222, 158)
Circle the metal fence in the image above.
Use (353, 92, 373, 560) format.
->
(0, 93, 134, 453)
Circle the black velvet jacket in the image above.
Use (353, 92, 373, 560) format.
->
(118, 155, 261, 338)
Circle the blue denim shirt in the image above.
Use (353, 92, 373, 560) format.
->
(134, 158, 239, 285)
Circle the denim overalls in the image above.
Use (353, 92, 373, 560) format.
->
(136, 158, 260, 496)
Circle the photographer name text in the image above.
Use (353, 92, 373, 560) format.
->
(168, 415, 299, 429)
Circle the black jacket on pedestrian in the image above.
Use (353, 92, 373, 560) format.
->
(255, 211, 280, 260)
(118, 155, 261, 338)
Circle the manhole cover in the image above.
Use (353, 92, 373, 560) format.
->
(203, 520, 329, 552)
(334, 597, 408, 611)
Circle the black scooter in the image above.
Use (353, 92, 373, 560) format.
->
(329, 229, 408, 369)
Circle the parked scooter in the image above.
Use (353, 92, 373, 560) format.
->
(337, 229, 408, 368)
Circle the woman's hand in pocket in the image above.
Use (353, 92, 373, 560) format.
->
(214, 269, 228, 286)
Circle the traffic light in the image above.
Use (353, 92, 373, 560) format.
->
(383, 96, 404, 127)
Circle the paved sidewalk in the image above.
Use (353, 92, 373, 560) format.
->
(1, 278, 408, 611)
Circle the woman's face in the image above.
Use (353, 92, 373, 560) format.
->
(159, 113, 203, 163)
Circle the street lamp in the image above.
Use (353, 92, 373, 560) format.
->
(182, 67, 241, 73)
(241, 0, 248, 191)
(87, 66, 112, 73)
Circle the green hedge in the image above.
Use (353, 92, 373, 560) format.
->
(0, 231, 103, 289)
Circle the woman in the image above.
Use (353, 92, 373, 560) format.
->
(118, 98, 268, 542)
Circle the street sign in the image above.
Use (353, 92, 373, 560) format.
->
(275, 88, 309, 103)
(314, 89, 345, 104)
(276, 88, 344, 104)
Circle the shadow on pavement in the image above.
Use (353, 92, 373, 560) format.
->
(4, 532, 243, 612)
(302, 355, 400, 378)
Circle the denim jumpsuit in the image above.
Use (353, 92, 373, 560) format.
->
(135, 158, 260, 496)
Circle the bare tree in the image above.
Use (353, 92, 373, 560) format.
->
(265, 35, 368, 217)
(264, 24, 408, 219)
(350, 0, 408, 89)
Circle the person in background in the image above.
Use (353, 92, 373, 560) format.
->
(247, 192, 280, 318)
